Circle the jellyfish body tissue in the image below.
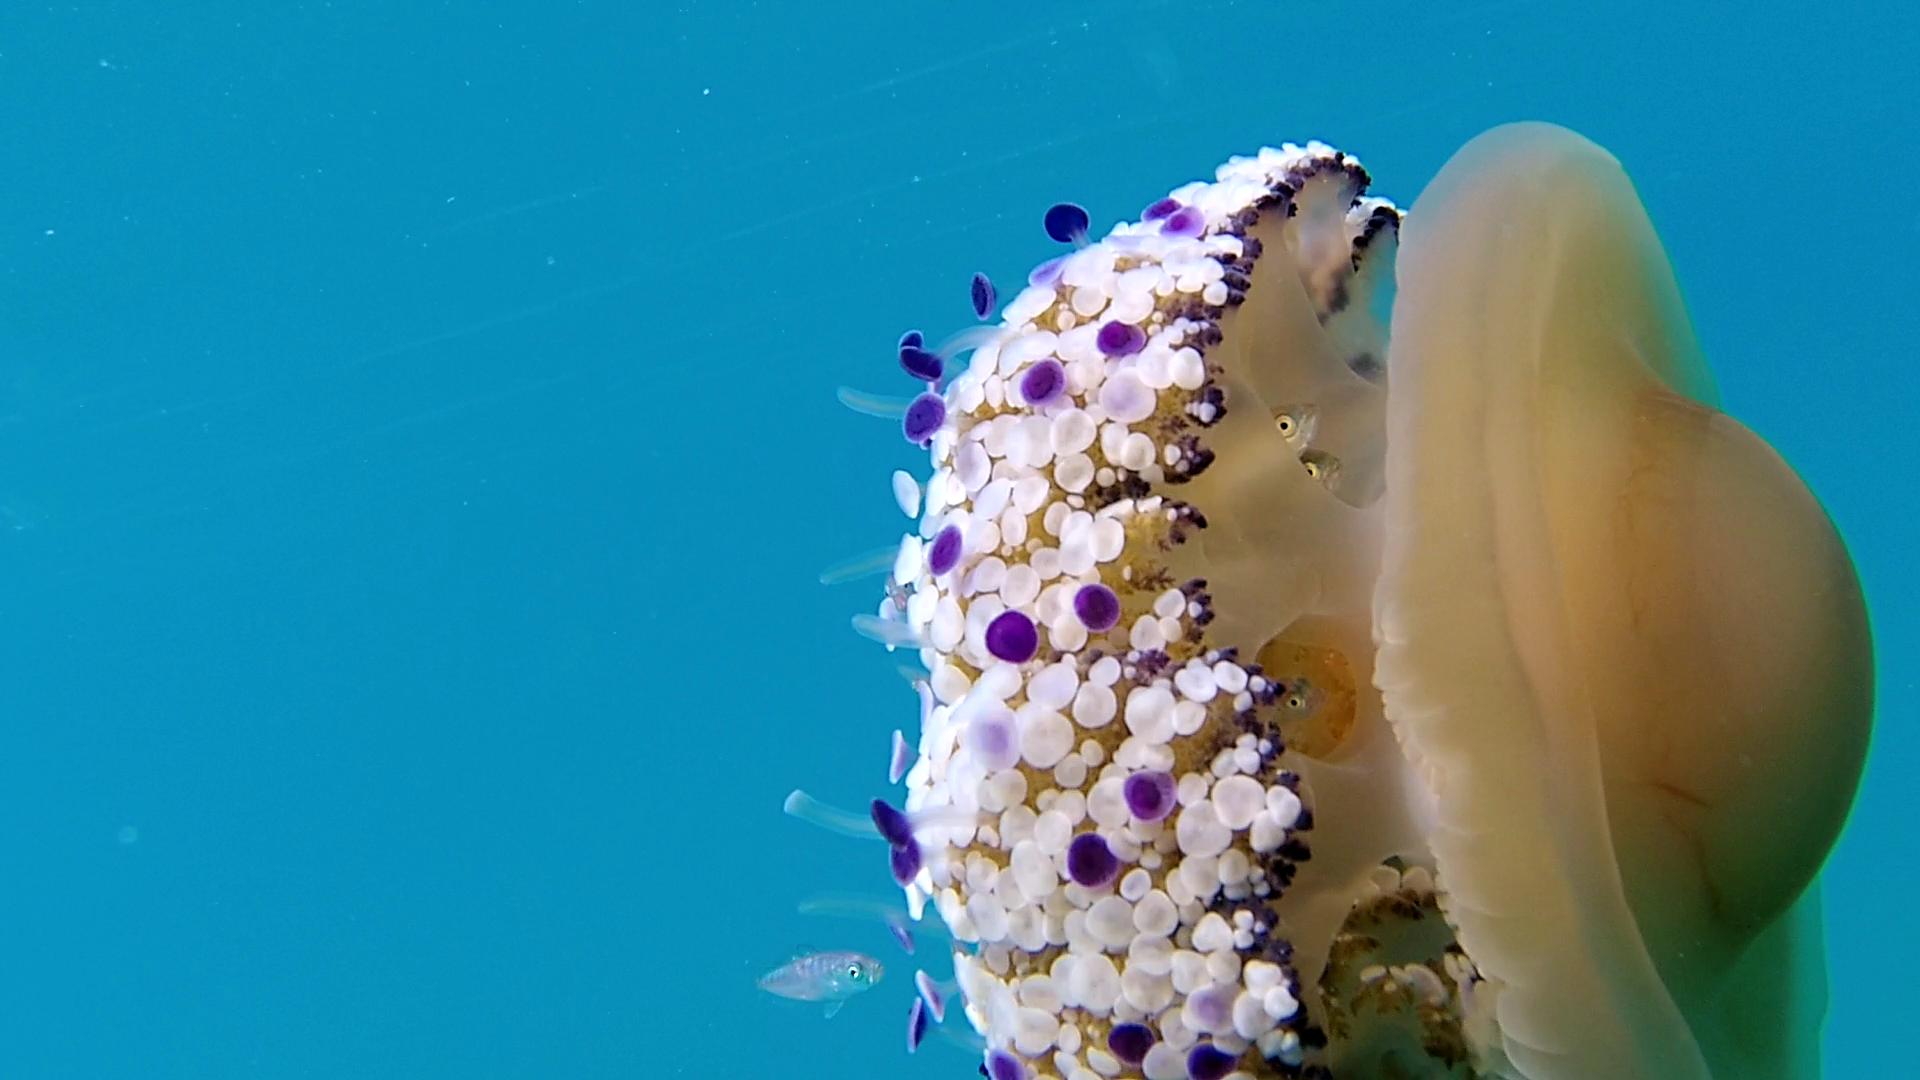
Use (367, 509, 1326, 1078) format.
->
(841, 123, 1870, 1080)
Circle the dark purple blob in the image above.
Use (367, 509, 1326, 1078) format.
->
(1028, 255, 1068, 288)
(1123, 770, 1177, 823)
(899, 329, 925, 351)
(986, 1049, 1026, 1080)
(1161, 205, 1205, 239)
(1107, 1023, 1155, 1065)
(900, 345, 945, 383)
(870, 799, 915, 848)
(1065, 832, 1120, 889)
(1187, 1043, 1238, 1080)
(1043, 203, 1090, 244)
(1142, 197, 1182, 222)
(1018, 358, 1067, 407)
(902, 393, 947, 445)
(906, 997, 929, 1054)
(1096, 320, 1147, 357)
(1073, 583, 1121, 632)
(889, 840, 923, 886)
(984, 610, 1039, 664)
(970, 272, 997, 320)
(928, 525, 964, 576)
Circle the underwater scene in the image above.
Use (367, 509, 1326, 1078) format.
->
(1, 2, 1913, 1078)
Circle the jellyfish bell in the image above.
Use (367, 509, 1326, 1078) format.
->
(815, 123, 1870, 1079)
(1373, 122, 1872, 1079)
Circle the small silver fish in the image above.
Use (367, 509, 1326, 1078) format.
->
(757, 950, 884, 1018)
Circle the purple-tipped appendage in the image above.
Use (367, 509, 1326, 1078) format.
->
(1186, 984, 1235, 1031)
(870, 799, 915, 848)
(886, 913, 916, 956)
(927, 525, 963, 576)
(902, 393, 946, 445)
(906, 997, 929, 1053)
(1161, 205, 1205, 239)
(900, 345, 944, 383)
(986, 1048, 1026, 1080)
(1073, 583, 1121, 633)
(1027, 255, 1067, 288)
(1142, 197, 1182, 222)
(889, 729, 913, 785)
(970, 272, 996, 320)
(889, 840, 922, 886)
(1018, 358, 1066, 407)
(1187, 1043, 1238, 1080)
(1043, 203, 1090, 245)
(1124, 770, 1177, 823)
(984, 610, 1038, 664)
(1096, 320, 1147, 358)
(914, 969, 947, 1022)
(1107, 1022, 1154, 1065)
(1065, 832, 1120, 889)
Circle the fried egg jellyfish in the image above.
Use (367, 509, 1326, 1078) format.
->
(812, 122, 1871, 1080)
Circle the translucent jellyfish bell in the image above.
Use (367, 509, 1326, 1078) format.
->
(1373, 122, 1872, 1079)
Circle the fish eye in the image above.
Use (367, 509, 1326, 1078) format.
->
(1272, 403, 1318, 447)
(847, 964, 862, 978)
(1278, 678, 1315, 712)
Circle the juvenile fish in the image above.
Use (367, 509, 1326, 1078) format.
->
(757, 950, 884, 1018)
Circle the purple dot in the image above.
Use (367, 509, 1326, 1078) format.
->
(986, 1049, 1026, 1080)
(900, 345, 944, 383)
(1123, 770, 1176, 822)
(1107, 1023, 1154, 1065)
(984, 610, 1038, 664)
(1043, 203, 1090, 245)
(1018, 359, 1066, 407)
(1028, 255, 1067, 288)
(1065, 833, 1119, 889)
(1186, 984, 1234, 1030)
(1142, 197, 1182, 222)
(970, 272, 997, 320)
(899, 329, 925, 351)
(928, 525, 964, 576)
(1187, 1043, 1237, 1080)
(906, 997, 928, 1054)
(1161, 206, 1205, 239)
(870, 798, 915, 848)
(889, 840, 923, 886)
(902, 393, 946, 445)
(1073, 583, 1121, 632)
(964, 707, 1022, 772)
(1096, 320, 1146, 357)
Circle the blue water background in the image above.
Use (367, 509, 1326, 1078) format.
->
(1, 1, 1911, 1076)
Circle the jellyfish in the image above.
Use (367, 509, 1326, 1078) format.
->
(813, 123, 1872, 1080)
